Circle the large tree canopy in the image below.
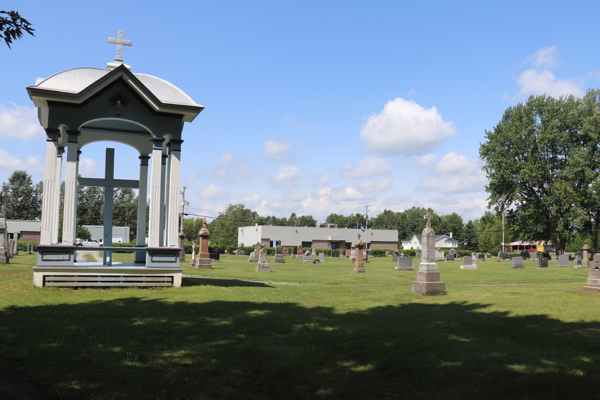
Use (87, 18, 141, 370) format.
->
(480, 91, 600, 253)
(1, 170, 42, 219)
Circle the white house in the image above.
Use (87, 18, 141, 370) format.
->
(401, 233, 459, 250)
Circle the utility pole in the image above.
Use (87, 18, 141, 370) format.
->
(364, 205, 371, 249)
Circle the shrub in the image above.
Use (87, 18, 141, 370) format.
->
(17, 240, 37, 252)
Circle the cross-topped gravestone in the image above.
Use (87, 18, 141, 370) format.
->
(424, 212, 432, 228)
(108, 30, 132, 62)
(79, 148, 138, 265)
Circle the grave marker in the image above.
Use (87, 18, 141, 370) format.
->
(537, 257, 548, 269)
(256, 248, 272, 272)
(557, 255, 570, 267)
(395, 257, 414, 271)
(460, 256, 477, 270)
(412, 212, 445, 294)
(512, 256, 524, 269)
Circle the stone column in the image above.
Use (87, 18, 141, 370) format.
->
(159, 153, 168, 246)
(62, 130, 80, 245)
(192, 221, 212, 269)
(164, 150, 171, 245)
(135, 155, 150, 262)
(147, 138, 165, 248)
(412, 212, 445, 295)
(51, 146, 64, 244)
(582, 241, 590, 268)
(167, 140, 182, 247)
(40, 129, 59, 245)
(353, 234, 365, 273)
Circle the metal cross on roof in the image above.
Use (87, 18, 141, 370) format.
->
(108, 30, 132, 62)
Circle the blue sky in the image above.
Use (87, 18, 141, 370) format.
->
(1, 0, 599, 223)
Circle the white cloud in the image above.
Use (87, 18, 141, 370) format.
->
(331, 187, 366, 201)
(0, 104, 45, 141)
(407, 88, 416, 95)
(78, 157, 97, 176)
(218, 153, 233, 166)
(524, 46, 557, 69)
(516, 69, 583, 98)
(263, 139, 293, 159)
(360, 98, 456, 155)
(212, 154, 252, 184)
(198, 184, 228, 199)
(513, 46, 584, 99)
(342, 156, 391, 179)
(417, 151, 487, 194)
(0, 149, 43, 173)
(318, 174, 330, 184)
(272, 164, 299, 187)
(358, 179, 392, 192)
(416, 153, 435, 168)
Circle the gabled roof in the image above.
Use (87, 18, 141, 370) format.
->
(26, 64, 204, 122)
(402, 234, 458, 243)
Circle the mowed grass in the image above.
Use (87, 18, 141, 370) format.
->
(1, 253, 599, 400)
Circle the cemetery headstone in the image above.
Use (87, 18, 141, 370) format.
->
(575, 255, 583, 268)
(512, 256, 524, 269)
(486, 253, 493, 259)
(209, 250, 220, 262)
(353, 234, 365, 273)
(311, 248, 316, 256)
(530, 252, 538, 260)
(477, 253, 485, 261)
(446, 253, 455, 262)
(582, 242, 590, 268)
(303, 252, 312, 262)
(537, 257, 548, 269)
(283, 247, 289, 257)
(581, 254, 600, 293)
(460, 256, 477, 270)
(412, 212, 445, 295)
(435, 249, 445, 261)
(558, 255, 570, 267)
(350, 248, 357, 261)
(520, 251, 529, 260)
(192, 221, 212, 269)
(0, 215, 7, 264)
(248, 242, 261, 262)
(331, 250, 340, 258)
(551, 255, 557, 261)
(191, 241, 196, 262)
(395, 257, 414, 271)
(392, 250, 400, 262)
(274, 243, 285, 263)
(296, 244, 304, 259)
(256, 248, 272, 272)
(399, 252, 405, 257)
(319, 253, 325, 263)
(498, 251, 509, 261)
(234, 249, 245, 255)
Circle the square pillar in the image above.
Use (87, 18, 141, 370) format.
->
(51, 146, 64, 244)
(159, 152, 168, 246)
(135, 155, 149, 262)
(40, 129, 59, 245)
(148, 138, 165, 248)
(167, 140, 182, 247)
(62, 130, 80, 245)
(164, 151, 171, 245)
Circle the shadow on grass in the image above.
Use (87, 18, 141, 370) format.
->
(182, 277, 273, 288)
(1, 299, 599, 399)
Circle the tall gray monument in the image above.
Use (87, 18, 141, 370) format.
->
(412, 212, 445, 295)
(0, 196, 7, 264)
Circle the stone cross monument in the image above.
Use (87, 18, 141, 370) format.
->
(412, 212, 445, 294)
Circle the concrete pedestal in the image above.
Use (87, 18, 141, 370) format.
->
(256, 262, 272, 272)
(274, 254, 285, 263)
(192, 257, 212, 269)
(412, 271, 445, 295)
(353, 262, 365, 273)
(581, 268, 600, 293)
(460, 264, 477, 270)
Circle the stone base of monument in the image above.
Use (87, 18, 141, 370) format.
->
(32, 245, 183, 288)
(581, 269, 600, 293)
(192, 258, 212, 269)
(412, 271, 445, 295)
(274, 254, 285, 263)
(353, 262, 365, 273)
(460, 265, 477, 270)
(256, 262, 272, 272)
(0, 250, 7, 264)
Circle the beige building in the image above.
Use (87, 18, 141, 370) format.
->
(238, 225, 398, 250)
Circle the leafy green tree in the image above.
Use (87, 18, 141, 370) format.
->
(480, 94, 588, 254)
(440, 213, 464, 242)
(113, 188, 138, 240)
(183, 218, 204, 244)
(77, 225, 92, 241)
(0, 10, 35, 48)
(1, 170, 41, 219)
(210, 204, 256, 247)
(463, 220, 478, 251)
(296, 215, 317, 227)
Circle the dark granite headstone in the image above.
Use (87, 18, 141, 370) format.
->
(520, 251, 529, 260)
(537, 257, 548, 269)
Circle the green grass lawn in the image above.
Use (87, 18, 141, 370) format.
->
(1, 253, 599, 399)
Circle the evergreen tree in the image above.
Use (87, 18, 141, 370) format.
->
(1, 170, 41, 219)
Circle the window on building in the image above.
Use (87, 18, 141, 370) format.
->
(302, 241, 312, 248)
